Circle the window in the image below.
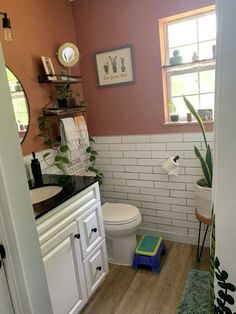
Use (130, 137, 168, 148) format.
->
(159, 7, 216, 122)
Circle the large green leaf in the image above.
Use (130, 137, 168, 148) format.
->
(194, 146, 212, 187)
(183, 96, 207, 148)
(206, 144, 213, 183)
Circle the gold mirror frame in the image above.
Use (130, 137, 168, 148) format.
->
(57, 42, 80, 67)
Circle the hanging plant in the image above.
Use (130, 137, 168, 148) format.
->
(37, 115, 70, 170)
(86, 136, 104, 184)
(214, 257, 236, 313)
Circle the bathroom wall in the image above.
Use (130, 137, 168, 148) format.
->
(1, 0, 82, 156)
(72, 0, 214, 136)
(94, 132, 213, 245)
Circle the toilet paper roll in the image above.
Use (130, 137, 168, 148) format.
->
(162, 157, 179, 176)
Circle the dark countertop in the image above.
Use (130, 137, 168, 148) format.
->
(29, 174, 99, 219)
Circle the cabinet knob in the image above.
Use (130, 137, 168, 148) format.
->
(0, 244, 6, 259)
(91, 228, 97, 233)
(74, 234, 80, 239)
(96, 266, 102, 271)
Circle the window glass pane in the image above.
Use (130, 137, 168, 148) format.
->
(170, 72, 198, 97)
(168, 19, 197, 48)
(200, 94, 215, 110)
(198, 13, 216, 42)
(199, 40, 216, 59)
(200, 70, 215, 93)
(171, 95, 199, 118)
(170, 44, 197, 63)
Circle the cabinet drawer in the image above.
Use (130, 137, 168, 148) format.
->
(83, 240, 108, 297)
(77, 203, 105, 259)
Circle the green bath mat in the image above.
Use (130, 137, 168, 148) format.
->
(176, 269, 210, 314)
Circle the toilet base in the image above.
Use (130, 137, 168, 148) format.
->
(106, 234, 138, 266)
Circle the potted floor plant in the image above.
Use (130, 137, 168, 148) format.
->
(183, 96, 212, 219)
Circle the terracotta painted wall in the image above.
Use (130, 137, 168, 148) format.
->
(72, 0, 214, 136)
(1, 0, 82, 155)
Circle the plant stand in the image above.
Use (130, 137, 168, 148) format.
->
(195, 209, 211, 262)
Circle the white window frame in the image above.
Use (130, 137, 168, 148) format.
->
(163, 10, 216, 122)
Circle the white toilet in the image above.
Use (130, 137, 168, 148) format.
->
(102, 202, 142, 266)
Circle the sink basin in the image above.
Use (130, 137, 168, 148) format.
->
(30, 186, 63, 205)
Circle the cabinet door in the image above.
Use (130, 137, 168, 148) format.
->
(41, 221, 87, 314)
(76, 203, 105, 259)
(84, 240, 108, 297)
(0, 264, 14, 314)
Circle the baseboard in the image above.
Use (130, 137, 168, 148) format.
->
(137, 227, 210, 247)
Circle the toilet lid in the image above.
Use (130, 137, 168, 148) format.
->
(102, 203, 140, 225)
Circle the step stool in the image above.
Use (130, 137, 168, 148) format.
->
(132, 235, 166, 273)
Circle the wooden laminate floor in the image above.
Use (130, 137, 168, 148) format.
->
(81, 241, 210, 314)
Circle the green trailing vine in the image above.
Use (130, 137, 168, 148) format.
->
(37, 115, 70, 170)
(210, 212, 216, 313)
(214, 257, 236, 314)
(86, 136, 104, 184)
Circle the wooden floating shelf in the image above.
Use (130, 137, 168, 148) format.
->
(42, 107, 86, 116)
(38, 74, 82, 84)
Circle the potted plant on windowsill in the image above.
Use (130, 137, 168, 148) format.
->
(183, 96, 212, 219)
(168, 100, 179, 122)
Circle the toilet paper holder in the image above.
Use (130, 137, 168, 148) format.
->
(162, 155, 180, 176)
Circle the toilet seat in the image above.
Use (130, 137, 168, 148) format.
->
(102, 203, 140, 225)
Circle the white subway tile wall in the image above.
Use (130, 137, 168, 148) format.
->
(24, 132, 212, 246)
(94, 132, 213, 246)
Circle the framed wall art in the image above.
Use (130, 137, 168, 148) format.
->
(41, 56, 57, 80)
(95, 45, 135, 87)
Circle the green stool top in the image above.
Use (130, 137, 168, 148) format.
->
(135, 235, 162, 257)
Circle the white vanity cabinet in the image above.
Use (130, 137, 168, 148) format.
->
(36, 182, 108, 314)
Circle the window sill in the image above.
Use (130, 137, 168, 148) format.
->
(162, 121, 213, 127)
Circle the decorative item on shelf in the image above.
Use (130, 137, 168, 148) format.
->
(37, 115, 70, 170)
(55, 84, 87, 108)
(0, 11, 13, 42)
(187, 112, 192, 122)
(86, 136, 104, 185)
(170, 50, 183, 65)
(197, 109, 213, 121)
(183, 96, 212, 219)
(56, 84, 77, 108)
(192, 51, 199, 62)
(41, 56, 57, 81)
(168, 100, 179, 122)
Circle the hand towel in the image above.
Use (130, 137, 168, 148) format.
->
(60, 117, 80, 161)
(74, 115, 90, 147)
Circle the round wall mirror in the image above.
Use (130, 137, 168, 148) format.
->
(6, 67, 29, 143)
(57, 42, 80, 67)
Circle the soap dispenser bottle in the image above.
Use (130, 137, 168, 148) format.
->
(31, 152, 43, 186)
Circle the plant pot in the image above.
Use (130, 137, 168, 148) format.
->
(57, 97, 76, 108)
(195, 179, 212, 219)
(170, 114, 179, 122)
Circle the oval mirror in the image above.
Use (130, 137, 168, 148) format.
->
(57, 42, 80, 67)
(6, 67, 29, 143)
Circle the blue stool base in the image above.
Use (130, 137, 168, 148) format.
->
(132, 240, 166, 273)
